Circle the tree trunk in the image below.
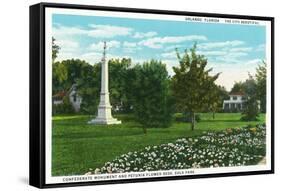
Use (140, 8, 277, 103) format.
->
(143, 127, 147, 135)
(191, 112, 195, 131)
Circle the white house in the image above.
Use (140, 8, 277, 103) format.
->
(68, 84, 82, 112)
(52, 84, 82, 112)
(223, 92, 245, 112)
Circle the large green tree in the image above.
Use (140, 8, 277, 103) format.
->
(255, 61, 266, 113)
(52, 37, 60, 64)
(52, 59, 92, 94)
(52, 58, 136, 115)
(78, 58, 134, 114)
(241, 75, 260, 121)
(108, 58, 133, 113)
(132, 60, 173, 134)
(230, 81, 245, 94)
(171, 44, 220, 130)
(52, 59, 99, 114)
(52, 61, 68, 94)
(76, 62, 101, 114)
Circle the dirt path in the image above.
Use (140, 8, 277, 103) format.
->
(258, 157, 266, 165)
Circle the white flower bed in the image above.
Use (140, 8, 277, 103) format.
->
(89, 124, 265, 174)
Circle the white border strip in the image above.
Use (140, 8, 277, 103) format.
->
(45, 8, 53, 184)
(48, 7, 268, 25)
(46, 165, 269, 184)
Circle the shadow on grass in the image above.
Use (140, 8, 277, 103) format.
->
(202, 119, 261, 123)
(202, 119, 243, 123)
(53, 129, 146, 139)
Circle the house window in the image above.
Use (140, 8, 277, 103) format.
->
(233, 96, 237, 100)
(73, 94, 77, 102)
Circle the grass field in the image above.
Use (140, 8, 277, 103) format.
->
(52, 113, 265, 176)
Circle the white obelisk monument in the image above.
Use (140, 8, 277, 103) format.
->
(88, 42, 121, 125)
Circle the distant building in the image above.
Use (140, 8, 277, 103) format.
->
(223, 92, 245, 112)
(52, 91, 66, 105)
(52, 84, 82, 112)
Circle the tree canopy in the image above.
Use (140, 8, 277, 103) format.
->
(52, 37, 60, 63)
(171, 44, 220, 130)
(255, 61, 266, 113)
(131, 60, 173, 133)
(241, 74, 260, 121)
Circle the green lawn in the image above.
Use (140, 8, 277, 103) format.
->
(52, 113, 265, 176)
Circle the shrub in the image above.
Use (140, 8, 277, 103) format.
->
(53, 97, 75, 115)
(241, 98, 260, 121)
(132, 60, 173, 131)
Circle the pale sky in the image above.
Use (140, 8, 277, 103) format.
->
(53, 14, 266, 91)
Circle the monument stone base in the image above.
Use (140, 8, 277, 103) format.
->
(88, 106, 122, 125)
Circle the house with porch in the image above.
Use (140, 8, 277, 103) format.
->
(223, 92, 245, 112)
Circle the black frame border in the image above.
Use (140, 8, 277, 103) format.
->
(29, 2, 275, 189)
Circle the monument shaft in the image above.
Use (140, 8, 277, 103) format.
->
(88, 42, 121, 125)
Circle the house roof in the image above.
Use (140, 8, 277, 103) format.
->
(52, 91, 67, 98)
(52, 84, 78, 99)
